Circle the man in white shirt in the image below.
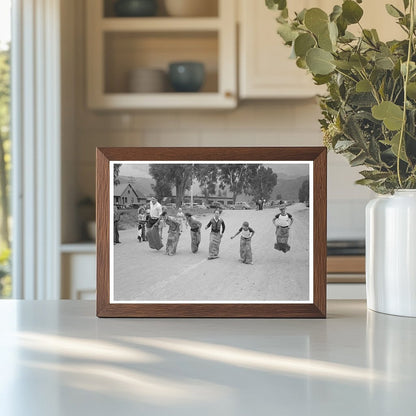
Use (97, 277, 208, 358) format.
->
(148, 197, 162, 227)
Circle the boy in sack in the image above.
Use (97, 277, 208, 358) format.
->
(230, 221, 255, 264)
(273, 201, 293, 253)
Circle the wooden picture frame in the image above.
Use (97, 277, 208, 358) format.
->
(96, 147, 327, 317)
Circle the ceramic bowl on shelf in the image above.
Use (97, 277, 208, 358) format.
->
(128, 68, 167, 93)
(164, 0, 218, 17)
(114, 0, 158, 17)
(168, 62, 205, 92)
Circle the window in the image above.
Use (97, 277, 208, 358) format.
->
(0, 0, 11, 298)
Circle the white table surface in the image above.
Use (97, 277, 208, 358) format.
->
(0, 300, 415, 416)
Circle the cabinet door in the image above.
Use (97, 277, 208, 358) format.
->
(62, 253, 96, 300)
(239, 0, 404, 99)
(239, 0, 325, 99)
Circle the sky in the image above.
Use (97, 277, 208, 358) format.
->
(0, 0, 11, 50)
(119, 162, 309, 179)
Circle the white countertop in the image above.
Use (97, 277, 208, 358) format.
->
(0, 300, 415, 415)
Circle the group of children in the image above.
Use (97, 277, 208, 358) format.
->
(138, 202, 293, 264)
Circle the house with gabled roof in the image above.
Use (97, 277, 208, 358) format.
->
(114, 183, 146, 207)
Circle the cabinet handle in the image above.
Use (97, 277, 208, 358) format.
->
(224, 91, 234, 99)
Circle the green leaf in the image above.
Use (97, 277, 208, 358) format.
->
(344, 115, 367, 147)
(407, 82, 416, 99)
(371, 29, 380, 42)
(401, 61, 416, 76)
(305, 48, 335, 75)
(378, 78, 386, 100)
(369, 136, 382, 163)
(333, 60, 352, 70)
(304, 8, 329, 35)
(313, 74, 332, 85)
(385, 4, 404, 18)
(355, 178, 377, 186)
(375, 55, 395, 70)
(266, 0, 287, 11)
(339, 33, 356, 43)
(360, 170, 391, 180)
(276, 14, 287, 24)
(356, 79, 372, 92)
(348, 92, 377, 107)
(330, 5, 342, 22)
(403, 0, 409, 10)
(277, 23, 298, 43)
(372, 101, 404, 131)
(318, 27, 334, 52)
(342, 0, 363, 24)
(363, 29, 376, 46)
(350, 152, 367, 167)
(296, 8, 307, 23)
(382, 132, 409, 162)
(336, 15, 348, 36)
(350, 54, 368, 70)
(294, 33, 316, 58)
(328, 21, 338, 45)
(296, 57, 308, 69)
(334, 140, 355, 151)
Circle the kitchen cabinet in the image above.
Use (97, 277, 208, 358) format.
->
(61, 245, 96, 300)
(238, 0, 404, 99)
(86, 0, 237, 109)
(239, 0, 325, 99)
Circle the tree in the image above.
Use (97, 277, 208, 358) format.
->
(149, 164, 193, 207)
(299, 180, 309, 203)
(152, 181, 172, 202)
(0, 45, 10, 248)
(248, 166, 277, 202)
(113, 164, 122, 185)
(218, 164, 259, 204)
(194, 164, 217, 204)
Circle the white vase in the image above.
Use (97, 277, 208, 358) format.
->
(366, 190, 416, 317)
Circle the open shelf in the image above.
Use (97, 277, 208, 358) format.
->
(90, 92, 234, 109)
(104, 31, 218, 94)
(104, 0, 219, 18)
(87, 0, 236, 109)
(102, 17, 221, 31)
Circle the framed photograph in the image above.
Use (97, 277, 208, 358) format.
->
(96, 147, 327, 317)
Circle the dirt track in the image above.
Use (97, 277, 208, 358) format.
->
(113, 203, 310, 302)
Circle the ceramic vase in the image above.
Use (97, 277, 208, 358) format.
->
(366, 190, 416, 317)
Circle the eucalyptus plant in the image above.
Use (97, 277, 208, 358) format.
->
(266, 0, 416, 193)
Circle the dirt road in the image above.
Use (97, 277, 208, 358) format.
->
(114, 204, 310, 302)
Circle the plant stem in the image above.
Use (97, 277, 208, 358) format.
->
(334, 68, 358, 84)
(397, 0, 415, 188)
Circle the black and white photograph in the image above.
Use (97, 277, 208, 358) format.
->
(110, 161, 313, 303)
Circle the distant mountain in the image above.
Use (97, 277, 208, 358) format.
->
(272, 175, 309, 202)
